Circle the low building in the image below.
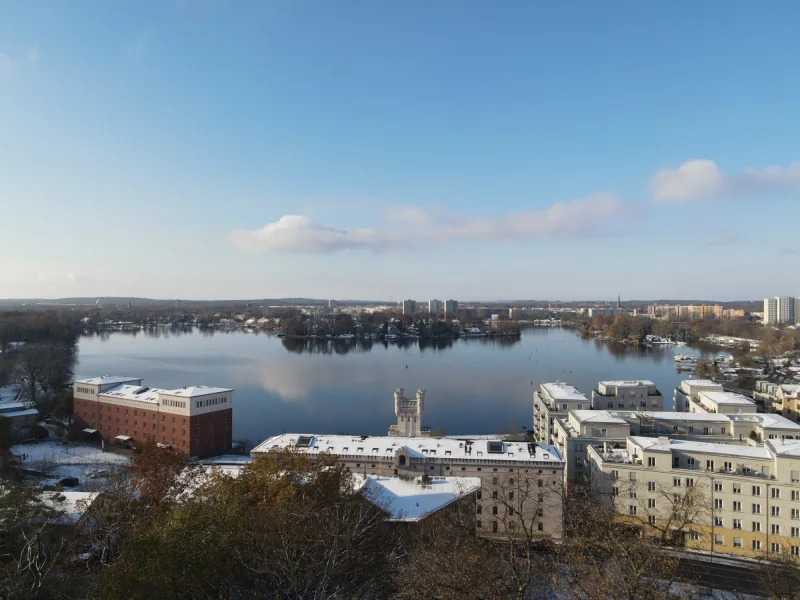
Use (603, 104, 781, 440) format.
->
(533, 382, 590, 445)
(773, 385, 800, 421)
(252, 434, 565, 540)
(673, 379, 725, 412)
(591, 380, 663, 411)
(554, 410, 800, 482)
(588, 435, 800, 558)
(688, 390, 757, 415)
(0, 402, 40, 439)
(73, 376, 233, 458)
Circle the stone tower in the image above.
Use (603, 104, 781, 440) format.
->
(388, 388, 425, 437)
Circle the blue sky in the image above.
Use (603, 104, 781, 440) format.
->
(2, 1, 799, 301)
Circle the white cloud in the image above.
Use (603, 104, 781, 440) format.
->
(651, 159, 800, 201)
(231, 194, 625, 254)
(423, 193, 623, 241)
(0, 52, 13, 73)
(27, 45, 38, 65)
(229, 215, 403, 254)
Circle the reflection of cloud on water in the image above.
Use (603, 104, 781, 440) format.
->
(227, 357, 376, 402)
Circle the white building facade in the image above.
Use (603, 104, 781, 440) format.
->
(764, 296, 799, 325)
(252, 433, 565, 540)
(533, 382, 590, 445)
(588, 435, 800, 558)
(591, 380, 664, 411)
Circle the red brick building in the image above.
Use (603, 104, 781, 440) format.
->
(73, 376, 233, 458)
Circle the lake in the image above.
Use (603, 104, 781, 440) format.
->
(74, 327, 713, 446)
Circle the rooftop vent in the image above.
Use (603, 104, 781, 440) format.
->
(487, 441, 504, 454)
(296, 435, 314, 448)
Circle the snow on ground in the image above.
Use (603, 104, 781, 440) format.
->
(0, 385, 20, 403)
(12, 441, 131, 492)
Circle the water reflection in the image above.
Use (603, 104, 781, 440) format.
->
(280, 335, 522, 354)
(75, 327, 719, 442)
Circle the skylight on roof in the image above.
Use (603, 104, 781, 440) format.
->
(487, 441, 504, 454)
(296, 435, 313, 448)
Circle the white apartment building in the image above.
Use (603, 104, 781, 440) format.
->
(672, 379, 757, 414)
(534, 382, 590, 445)
(764, 296, 800, 325)
(687, 390, 757, 415)
(591, 380, 664, 411)
(252, 434, 565, 540)
(428, 299, 443, 313)
(553, 409, 800, 482)
(444, 299, 459, 318)
(588, 435, 800, 558)
(401, 299, 417, 316)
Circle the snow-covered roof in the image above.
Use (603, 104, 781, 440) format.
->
(570, 410, 627, 425)
(0, 402, 31, 412)
(0, 408, 40, 418)
(728, 413, 800, 431)
(74, 375, 141, 386)
(767, 439, 800, 458)
(166, 386, 233, 397)
(541, 382, 588, 402)
(617, 411, 729, 422)
(252, 434, 564, 463)
(39, 492, 100, 525)
(630, 436, 772, 460)
(599, 380, 656, 388)
(698, 391, 756, 407)
(780, 385, 800, 398)
(99, 383, 233, 404)
(100, 384, 166, 403)
(681, 379, 721, 387)
(356, 475, 481, 521)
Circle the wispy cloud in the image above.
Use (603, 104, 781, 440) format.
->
(230, 193, 625, 254)
(27, 45, 38, 65)
(229, 215, 405, 254)
(0, 52, 14, 73)
(651, 159, 800, 201)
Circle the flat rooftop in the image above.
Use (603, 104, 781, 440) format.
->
(570, 410, 628, 425)
(99, 383, 234, 404)
(613, 411, 729, 422)
(0, 408, 39, 418)
(167, 386, 233, 397)
(680, 379, 722, 388)
(252, 434, 564, 463)
(698, 391, 756, 406)
(728, 413, 800, 430)
(356, 475, 481, 521)
(541, 382, 588, 402)
(631, 436, 772, 460)
(74, 375, 141, 386)
(600, 380, 656, 387)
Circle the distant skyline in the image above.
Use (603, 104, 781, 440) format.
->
(2, 2, 799, 301)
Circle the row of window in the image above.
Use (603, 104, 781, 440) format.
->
(711, 536, 799, 555)
(476, 520, 545, 533)
(195, 396, 229, 408)
(75, 386, 93, 395)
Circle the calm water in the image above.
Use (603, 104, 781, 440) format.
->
(75, 328, 713, 445)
